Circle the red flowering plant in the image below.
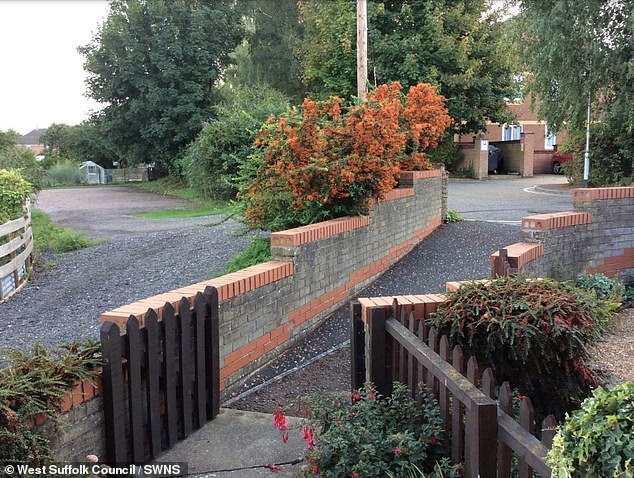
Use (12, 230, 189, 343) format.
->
(427, 276, 614, 422)
(237, 82, 452, 231)
(273, 382, 460, 478)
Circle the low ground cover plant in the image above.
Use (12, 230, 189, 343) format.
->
(239, 82, 452, 231)
(547, 382, 634, 478)
(274, 382, 460, 478)
(428, 276, 613, 420)
(575, 273, 625, 302)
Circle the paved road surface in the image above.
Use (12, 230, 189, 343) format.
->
(448, 174, 572, 223)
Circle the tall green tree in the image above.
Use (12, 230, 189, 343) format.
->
(41, 122, 118, 168)
(231, 0, 305, 102)
(0, 130, 20, 151)
(298, 0, 514, 134)
(79, 0, 243, 171)
(520, 0, 633, 183)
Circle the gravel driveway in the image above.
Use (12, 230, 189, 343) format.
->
(0, 187, 251, 351)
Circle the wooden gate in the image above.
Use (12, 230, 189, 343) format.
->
(100, 287, 220, 464)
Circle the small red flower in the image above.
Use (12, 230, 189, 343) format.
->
(274, 407, 289, 443)
(393, 446, 401, 456)
(431, 436, 440, 446)
(352, 474, 361, 478)
(351, 392, 361, 402)
(313, 464, 319, 472)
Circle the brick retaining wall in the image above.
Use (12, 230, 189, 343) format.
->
(492, 186, 634, 281)
(101, 169, 446, 395)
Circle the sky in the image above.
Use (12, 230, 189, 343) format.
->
(0, 0, 519, 136)
(0, 0, 110, 135)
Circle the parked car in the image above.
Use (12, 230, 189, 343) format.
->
(552, 151, 573, 174)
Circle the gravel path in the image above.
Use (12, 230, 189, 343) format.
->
(0, 187, 252, 351)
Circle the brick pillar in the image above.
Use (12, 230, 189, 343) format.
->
(474, 137, 489, 180)
(520, 132, 535, 177)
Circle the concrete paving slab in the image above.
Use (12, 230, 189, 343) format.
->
(153, 409, 306, 478)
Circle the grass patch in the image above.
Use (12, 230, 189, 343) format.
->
(129, 176, 235, 218)
(129, 176, 201, 202)
(134, 202, 236, 219)
(31, 209, 94, 253)
(223, 237, 271, 274)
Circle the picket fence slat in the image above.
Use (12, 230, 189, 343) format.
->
(100, 321, 126, 464)
(145, 310, 161, 457)
(163, 303, 178, 448)
(452, 344, 465, 464)
(195, 293, 208, 427)
(179, 298, 193, 438)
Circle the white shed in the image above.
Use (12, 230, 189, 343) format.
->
(79, 161, 106, 185)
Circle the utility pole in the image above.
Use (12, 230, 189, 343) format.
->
(357, 0, 368, 101)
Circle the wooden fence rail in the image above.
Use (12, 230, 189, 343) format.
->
(100, 287, 220, 465)
(0, 201, 33, 301)
(352, 300, 556, 478)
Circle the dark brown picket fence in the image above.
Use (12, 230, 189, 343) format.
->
(351, 299, 556, 478)
(100, 287, 220, 465)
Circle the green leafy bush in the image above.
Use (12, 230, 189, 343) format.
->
(276, 383, 459, 478)
(575, 273, 625, 302)
(426, 140, 463, 172)
(428, 276, 612, 420)
(224, 237, 271, 273)
(44, 160, 82, 187)
(0, 146, 45, 191)
(547, 382, 634, 478)
(560, 124, 633, 186)
(0, 169, 33, 223)
(181, 85, 289, 200)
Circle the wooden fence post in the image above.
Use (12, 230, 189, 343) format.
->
(465, 397, 498, 478)
(350, 301, 365, 391)
(367, 307, 392, 397)
(204, 286, 220, 419)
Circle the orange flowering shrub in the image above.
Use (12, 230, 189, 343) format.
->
(238, 82, 452, 231)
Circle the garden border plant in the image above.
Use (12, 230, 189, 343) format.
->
(427, 275, 615, 421)
(547, 382, 634, 478)
(0, 340, 102, 466)
(274, 382, 461, 478)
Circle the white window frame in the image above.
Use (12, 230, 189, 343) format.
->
(544, 125, 556, 150)
(502, 124, 523, 141)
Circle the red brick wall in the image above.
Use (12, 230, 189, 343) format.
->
(492, 186, 634, 281)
